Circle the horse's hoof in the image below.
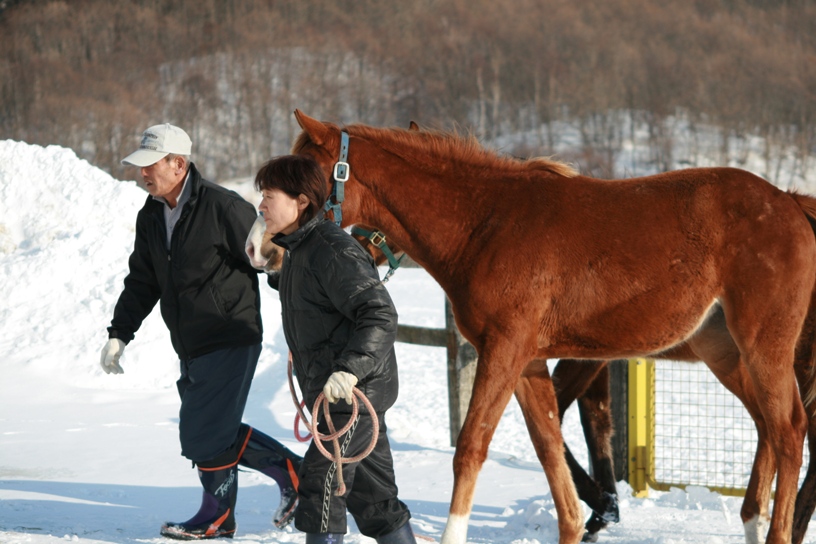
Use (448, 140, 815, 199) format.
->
(584, 512, 608, 540)
(598, 492, 620, 523)
(581, 530, 599, 543)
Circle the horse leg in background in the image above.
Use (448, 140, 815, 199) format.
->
(576, 365, 620, 540)
(514, 358, 586, 543)
(551, 359, 619, 539)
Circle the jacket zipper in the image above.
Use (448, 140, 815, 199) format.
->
(168, 203, 192, 360)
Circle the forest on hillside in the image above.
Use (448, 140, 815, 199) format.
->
(1, 0, 815, 181)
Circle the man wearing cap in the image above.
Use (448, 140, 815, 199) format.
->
(99, 123, 302, 540)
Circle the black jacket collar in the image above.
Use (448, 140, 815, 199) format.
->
(272, 215, 324, 251)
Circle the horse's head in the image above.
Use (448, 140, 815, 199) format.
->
(244, 111, 412, 273)
(244, 213, 283, 271)
(293, 109, 373, 227)
(244, 212, 402, 273)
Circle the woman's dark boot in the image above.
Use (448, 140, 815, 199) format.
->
(377, 522, 417, 544)
(160, 465, 238, 540)
(238, 426, 302, 528)
(305, 533, 345, 544)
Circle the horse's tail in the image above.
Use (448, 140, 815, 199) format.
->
(790, 192, 816, 232)
(789, 191, 816, 407)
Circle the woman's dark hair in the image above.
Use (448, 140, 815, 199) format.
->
(254, 155, 329, 226)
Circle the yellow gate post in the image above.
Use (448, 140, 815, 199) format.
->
(628, 358, 655, 497)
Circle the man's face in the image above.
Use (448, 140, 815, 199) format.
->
(140, 156, 183, 200)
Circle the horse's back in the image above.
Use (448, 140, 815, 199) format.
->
(466, 166, 816, 359)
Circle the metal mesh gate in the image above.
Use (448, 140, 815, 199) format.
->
(628, 359, 810, 497)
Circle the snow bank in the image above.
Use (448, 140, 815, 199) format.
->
(0, 140, 177, 390)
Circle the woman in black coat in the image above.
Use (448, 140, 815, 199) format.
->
(255, 155, 416, 544)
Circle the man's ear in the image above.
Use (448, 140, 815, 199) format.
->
(297, 194, 309, 210)
(173, 156, 187, 175)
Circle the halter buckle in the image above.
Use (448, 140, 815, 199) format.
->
(369, 231, 387, 247)
(333, 161, 350, 183)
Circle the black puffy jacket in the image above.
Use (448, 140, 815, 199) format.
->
(271, 216, 399, 413)
(108, 163, 263, 360)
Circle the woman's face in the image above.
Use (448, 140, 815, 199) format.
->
(259, 188, 306, 236)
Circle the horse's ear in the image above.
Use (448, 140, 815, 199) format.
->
(294, 109, 330, 146)
(408, 121, 420, 131)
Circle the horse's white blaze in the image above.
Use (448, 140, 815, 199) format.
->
(440, 514, 469, 544)
(245, 214, 268, 269)
(743, 515, 768, 544)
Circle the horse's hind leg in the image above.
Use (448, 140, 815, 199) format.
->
(515, 358, 586, 543)
(732, 324, 807, 544)
(792, 400, 816, 544)
(792, 364, 816, 544)
(748, 363, 805, 544)
(692, 313, 778, 543)
(706, 359, 776, 542)
(552, 358, 619, 533)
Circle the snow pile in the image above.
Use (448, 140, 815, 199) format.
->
(0, 140, 176, 390)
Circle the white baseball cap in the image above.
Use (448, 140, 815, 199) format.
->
(121, 123, 192, 167)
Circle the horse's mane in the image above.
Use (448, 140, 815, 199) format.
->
(292, 122, 578, 178)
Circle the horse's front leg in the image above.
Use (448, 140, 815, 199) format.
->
(440, 338, 541, 544)
(515, 358, 586, 544)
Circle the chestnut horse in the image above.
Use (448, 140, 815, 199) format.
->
(249, 206, 816, 544)
(258, 111, 816, 544)
(250, 222, 816, 543)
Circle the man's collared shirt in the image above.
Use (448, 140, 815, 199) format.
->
(153, 170, 191, 249)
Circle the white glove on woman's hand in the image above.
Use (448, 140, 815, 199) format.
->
(323, 371, 358, 404)
(100, 338, 126, 374)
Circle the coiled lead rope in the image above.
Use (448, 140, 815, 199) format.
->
(287, 352, 379, 495)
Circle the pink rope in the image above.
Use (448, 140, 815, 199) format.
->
(293, 399, 312, 443)
(287, 352, 379, 495)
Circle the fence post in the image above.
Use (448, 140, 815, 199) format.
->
(609, 360, 629, 483)
(445, 297, 478, 447)
(627, 358, 655, 497)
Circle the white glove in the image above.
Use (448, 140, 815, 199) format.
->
(100, 338, 126, 374)
(323, 371, 358, 404)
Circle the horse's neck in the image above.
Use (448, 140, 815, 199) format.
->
(358, 165, 487, 290)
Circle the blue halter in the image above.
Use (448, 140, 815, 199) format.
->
(324, 131, 350, 226)
(324, 130, 403, 283)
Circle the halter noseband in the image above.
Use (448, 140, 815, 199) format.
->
(324, 130, 403, 282)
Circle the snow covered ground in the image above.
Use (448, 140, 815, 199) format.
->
(1, 139, 815, 544)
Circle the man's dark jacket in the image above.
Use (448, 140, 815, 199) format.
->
(108, 163, 262, 360)
(271, 216, 399, 413)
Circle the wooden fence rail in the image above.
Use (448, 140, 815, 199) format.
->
(394, 297, 477, 447)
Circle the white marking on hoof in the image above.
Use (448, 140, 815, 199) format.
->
(743, 515, 768, 544)
(440, 514, 469, 544)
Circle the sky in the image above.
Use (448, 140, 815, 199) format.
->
(1, 138, 815, 544)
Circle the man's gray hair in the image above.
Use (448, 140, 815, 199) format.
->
(166, 154, 191, 169)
